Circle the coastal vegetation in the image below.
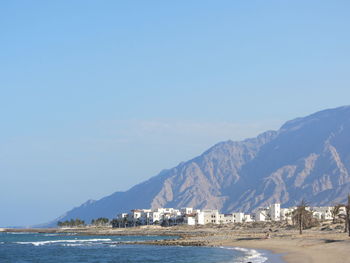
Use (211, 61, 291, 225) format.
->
(57, 218, 85, 227)
(340, 194, 350, 236)
(331, 204, 342, 223)
(91, 217, 109, 226)
(292, 200, 319, 235)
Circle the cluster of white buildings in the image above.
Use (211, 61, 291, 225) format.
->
(114, 204, 345, 227)
(115, 207, 253, 227)
(253, 203, 346, 222)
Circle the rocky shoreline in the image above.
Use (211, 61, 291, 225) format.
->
(115, 239, 209, 247)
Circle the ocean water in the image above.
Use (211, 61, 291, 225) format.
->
(0, 232, 278, 263)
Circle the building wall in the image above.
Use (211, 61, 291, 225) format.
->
(244, 214, 253, 222)
(232, 212, 244, 223)
(270, 203, 280, 221)
(184, 216, 196, 226)
(280, 208, 294, 221)
(181, 207, 193, 215)
(203, 210, 219, 224)
(196, 212, 205, 225)
(255, 209, 267, 222)
(311, 207, 333, 220)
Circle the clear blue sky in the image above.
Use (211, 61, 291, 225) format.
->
(1, 0, 349, 226)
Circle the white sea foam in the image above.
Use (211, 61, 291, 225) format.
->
(7, 232, 33, 235)
(219, 246, 268, 263)
(62, 243, 85, 247)
(108, 244, 118, 247)
(16, 238, 112, 246)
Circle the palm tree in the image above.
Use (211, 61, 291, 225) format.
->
(331, 204, 342, 223)
(337, 194, 350, 236)
(110, 218, 118, 228)
(346, 194, 350, 237)
(123, 217, 128, 228)
(292, 199, 310, 235)
(161, 218, 169, 227)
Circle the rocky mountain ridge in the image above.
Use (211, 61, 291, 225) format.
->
(45, 106, 350, 226)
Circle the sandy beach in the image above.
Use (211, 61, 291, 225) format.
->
(211, 232, 350, 263)
(4, 222, 350, 263)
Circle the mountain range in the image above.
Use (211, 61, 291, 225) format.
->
(45, 106, 350, 226)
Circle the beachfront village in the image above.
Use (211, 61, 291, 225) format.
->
(110, 203, 347, 228)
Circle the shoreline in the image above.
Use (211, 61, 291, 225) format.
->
(218, 246, 284, 263)
(2, 224, 350, 263)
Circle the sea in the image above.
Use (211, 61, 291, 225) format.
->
(0, 232, 283, 263)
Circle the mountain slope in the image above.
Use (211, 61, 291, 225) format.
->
(46, 106, 350, 226)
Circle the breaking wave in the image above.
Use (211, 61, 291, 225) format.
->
(219, 246, 268, 263)
(16, 238, 112, 246)
(7, 232, 33, 235)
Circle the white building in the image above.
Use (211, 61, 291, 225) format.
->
(117, 213, 128, 219)
(244, 214, 253, 222)
(255, 208, 268, 222)
(196, 211, 205, 225)
(218, 214, 233, 224)
(130, 209, 142, 219)
(280, 207, 295, 221)
(149, 211, 161, 224)
(232, 212, 245, 223)
(184, 215, 196, 226)
(181, 207, 193, 215)
(270, 203, 280, 221)
(154, 208, 179, 214)
(202, 209, 220, 224)
(311, 206, 333, 220)
(254, 203, 281, 222)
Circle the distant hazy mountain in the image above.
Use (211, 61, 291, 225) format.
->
(44, 106, 350, 226)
